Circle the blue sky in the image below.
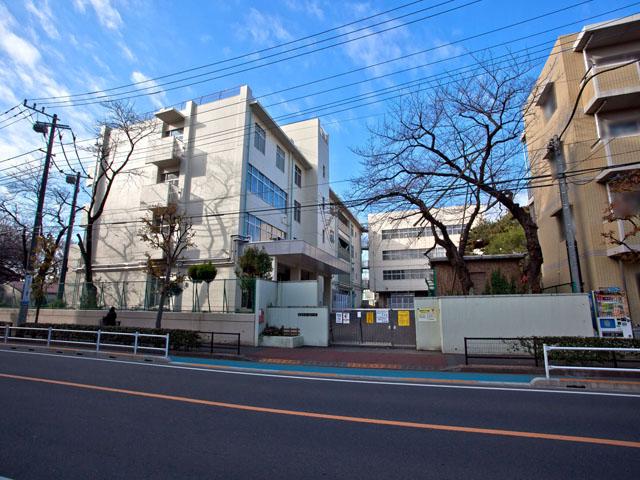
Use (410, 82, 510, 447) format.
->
(0, 0, 637, 199)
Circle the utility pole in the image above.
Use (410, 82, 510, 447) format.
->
(17, 102, 70, 325)
(546, 135, 583, 293)
(57, 172, 81, 302)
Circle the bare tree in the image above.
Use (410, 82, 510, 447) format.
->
(77, 101, 157, 308)
(0, 168, 70, 300)
(138, 204, 196, 328)
(353, 56, 544, 292)
(603, 172, 640, 263)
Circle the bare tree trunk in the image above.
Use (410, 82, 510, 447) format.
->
(155, 266, 172, 329)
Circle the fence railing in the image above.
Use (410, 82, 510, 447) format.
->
(0, 278, 256, 314)
(177, 331, 241, 356)
(543, 345, 640, 379)
(2, 325, 169, 357)
(464, 337, 540, 366)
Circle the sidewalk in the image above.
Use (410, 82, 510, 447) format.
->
(240, 345, 460, 370)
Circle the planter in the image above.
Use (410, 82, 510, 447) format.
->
(260, 335, 304, 348)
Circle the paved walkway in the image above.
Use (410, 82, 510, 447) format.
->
(239, 345, 462, 370)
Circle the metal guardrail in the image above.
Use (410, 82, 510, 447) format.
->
(464, 337, 540, 366)
(543, 344, 640, 379)
(1, 325, 169, 357)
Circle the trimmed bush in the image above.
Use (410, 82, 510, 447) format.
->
(20, 323, 200, 351)
(518, 336, 640, 365)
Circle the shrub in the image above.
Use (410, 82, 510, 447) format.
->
(518, 336, 640, 365)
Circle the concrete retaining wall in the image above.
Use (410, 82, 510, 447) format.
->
(0, 308, 256, 346)
(266, 307, 329, 346)
(415, 294, 595, 354)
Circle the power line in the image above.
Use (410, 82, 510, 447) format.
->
(37, 0, 479, 107)
(28, 0, 432, 102)
(40, 0, 599, 109)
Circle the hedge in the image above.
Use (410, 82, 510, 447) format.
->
(519, 336, 640, 365)
(11, 323, 201, 351)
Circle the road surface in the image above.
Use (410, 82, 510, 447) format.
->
(1, 349, 638, 479)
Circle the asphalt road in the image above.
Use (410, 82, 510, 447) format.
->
(1, 349, 639, 479)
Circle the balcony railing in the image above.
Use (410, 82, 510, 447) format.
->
(582, 62, 640, 114)
(146, 136, 183, 167)
(140, 182, 180, 208)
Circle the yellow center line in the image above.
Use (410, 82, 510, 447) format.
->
(2, 372, 639, 449)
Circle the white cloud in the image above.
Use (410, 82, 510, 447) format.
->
(237, 8, 292, 45)
(119, 42, 136, 62)
(131, 70, 167, 109)
(0, 10, 41, 69)
(285, 0, 325, 20)
(25, 0, 60, 40)
(78, 0, 123, 31)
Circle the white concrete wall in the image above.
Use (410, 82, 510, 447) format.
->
(266, 307, 329, 346)
(254, 279, 278, 341)
(0, 308, 256, 346)
(435, 294, 595, 354)
(277, 280, 319, 306)
(414, 297, 442, 351)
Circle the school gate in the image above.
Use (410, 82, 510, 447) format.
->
(329, 309, 416, 348)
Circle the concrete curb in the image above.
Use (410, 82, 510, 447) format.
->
(531, 376, 640, 393)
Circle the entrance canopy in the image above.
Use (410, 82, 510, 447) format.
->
(250, 240, 349, 276)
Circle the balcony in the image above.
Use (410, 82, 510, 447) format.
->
(140, 182, 180, 208)
(582, 62, 640, 115)
(146, 136, 183, 168)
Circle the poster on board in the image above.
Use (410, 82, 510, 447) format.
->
(417, 307, 438, 322)
(366, 311, 374, 324)
(336, 312, 343, 324)
(343, 312, 350, 324)
(397, 310, 410, 327)
(376, 309, 389, 324)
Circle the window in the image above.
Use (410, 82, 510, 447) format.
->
(245, 213, 286, 242)
(254, 123, 266, 154)
(294, 200, 301, 223)
(164, 127, 184, 140)
(381, 224, 465, 240)
(382, 249, 426, 261)
(538, 83, 557, 121)
(246, 164, 287, 212)
(294, 165, 302, 187)
(390, 293, 415, 309)
(602, 116, 640, 138)
(383, 269, 432, 280)
(158, 169, 179, 184)
(427, 246, 446, 258)
(276, 146, 285, 172)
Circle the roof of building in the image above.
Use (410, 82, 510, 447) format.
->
(429, 253, 526, 264)
(573, 14, 640, 52)
(329, 189, 363, 230)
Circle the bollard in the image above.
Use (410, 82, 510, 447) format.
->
(543, 344, 550, 379)
(133, 331, 139, 355)
(96, 330, 102, 352)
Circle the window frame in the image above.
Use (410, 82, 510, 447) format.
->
(254, 123, 266, 154)
(276, 145, 285, 172)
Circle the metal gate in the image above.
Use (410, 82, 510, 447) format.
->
(329, 309, 416, 348)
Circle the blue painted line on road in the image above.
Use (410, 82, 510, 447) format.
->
(169, 356, 534, 383)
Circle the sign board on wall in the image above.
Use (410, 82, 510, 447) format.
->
(343, 312, 350, 324)
(336, 312, 343, 324)
(417, 307, 438, 322)
(376, 310, 389, 324)
(397, 310, 410, 327)
(366, 311, 374, 324)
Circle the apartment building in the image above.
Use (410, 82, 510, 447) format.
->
(367, 208, 469, 308)
(329, 190, 363, 308)
(82, 85, 360, 310)
(523, 15, 640, 322)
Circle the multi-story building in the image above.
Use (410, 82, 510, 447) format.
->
(80, 85, 360, 310)
(367, 208, 470, 308)
(523, 14, 640, 322)
(329, 190, 363, 308)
